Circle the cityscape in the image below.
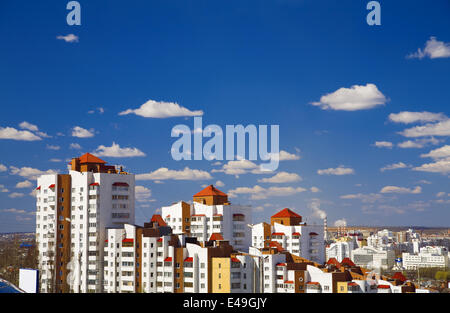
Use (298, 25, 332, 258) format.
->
(1, 0, 450, 298)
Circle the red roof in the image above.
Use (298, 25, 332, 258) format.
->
(48, 184, 55, 188)
(90, 182, 99, 186)
(292, 232, 301, 236)
(233, 213, 245, 217)
(272, 208, 301, 219)
(307, 282, 320, 285)
(192, 214, 205, 217)
(309, 232, 318, 236)
(184, 257, 193, 262)
(157, 238, 163, 242)
(272, 232, 285, 236)
(193, 185, 227, 197)
(151, 214, 167, 227)
(341, 258, 355, 267)
(348, 282, 358, 286)
(392, 272, 407, 283)
(284, 280, 294, 284)
(269, 241, 284, 252)
(326, 258, 341, 268)
(36, 186, 41, 190)
(164, 257, 172, 262)
(79, 153, 106, 164)
(113, 182, 129, 187)
(209, 233, 224, 241)
(231, 257, 241, 263)
(276, 263, 287, 267)
(377, 285, 391, 289)
(122, 238, 134, 243)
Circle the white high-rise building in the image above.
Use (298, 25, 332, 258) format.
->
(161, 185, 252, 251)
(402, 246, 449, 270)
(35, 153, 135, 293)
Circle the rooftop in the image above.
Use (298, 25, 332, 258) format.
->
(194, 185, 227, 197)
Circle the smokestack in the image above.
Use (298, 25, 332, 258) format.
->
(324, 216, 328, 241)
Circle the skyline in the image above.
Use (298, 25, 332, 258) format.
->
(1, 0, 450, 232)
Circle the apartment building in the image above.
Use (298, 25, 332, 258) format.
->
(250, 208, 325, 263)
(351, 246, 395, 271)
(35, 153, 135, 293)
(211, 254, 254, 293)
(161, 185, 252, 251)
(402, 246, 449, 270)
(326, 239, 356, 263)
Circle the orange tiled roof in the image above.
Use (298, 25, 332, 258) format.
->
(341, 258, 356, 267)
(271, 208, 301, 219)
(79, 153, 106, 164)
(194, 185, 227, 197)
(209, 233, 224, 241)
(151, 214, 167, 227)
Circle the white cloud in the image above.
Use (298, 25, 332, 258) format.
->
(10, 166, 57, 180)
(421, 145, 450, 160)
(400, 119, 450, 138)
(215, 180, 225, 187)
(9, 192, 25, 198)
(407, 37, 450, 59)
(136, 167, 212, 181)
(436, 192, 446, 198)
(380, 162, 410, 172)
(15, 180, 32, 188)
(317, 166, 354, 176)
(228, 185, 306, 200)
(397, 137, 440, 148)
(374, 141, 393, 149)
(0, 126, 41, 141)
(49, 158, 62, 162)
(340, 193, 384, 203)
(72, 126, 95, 138)
(46, 144, 60, 151)
(310, 186, 320, 193)
(88, 107, 105, 114)
(380, 186, 422, 194)
(56, 34, 79, 43)
(388, 111, 446, 124)
(413, 158, 450, 174)
(268, 150, 301, 161)
(19, 121, 38, 132)
(309, 199, 327, 219)
(1, 208, 27, 214)
(257, 172, 301, 183)
(93, 142, 146, 158)
(0, 164, 6, 172)
(212, 159, 263, 176)
(311, 83, 387, 111)
(119, 99, 203, 118)
(0, 184, 9, 192)
(70, 143, 82, 149)
(135, 186, 153, 202)
(334, 218, 347, 227)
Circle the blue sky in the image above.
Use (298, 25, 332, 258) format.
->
(0, 0, 449, 232)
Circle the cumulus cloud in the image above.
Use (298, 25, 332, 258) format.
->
(400, 119, 450, 138)
(317, 166, 354, 176)
(407, 37, 450, 59)
(257, 172, 301, 183)
(228, 185, 306, 200)
(421, 145, 450, 160)
(340, 193, 384, 203)
(10, 166, 57, 180)
(9, 192, 25, 198)
(0, 126, 42, 141)
(388, 111, 446, 124)
(374, 141, 393, 149)
(72, 126, 95, 138)
(56, 34, 79, 43)
(309, 199, 327, 219)
(334, 218, 347, 227)
(268, 150, 301, 161)
(436, 192, 446, 198)
(46, 144, 60, 151)
(0, 164, 7, 172)
(15, 180, 32, 188)
(413, 158, 450, 174)
(215, 180, 225, 187)
(212, 159, 264, 176)
(70, 143, 82, 149)
(93, 142, 146, 158)
(397, 138, 440, 148)
(310, 186, 320, 193)
(135, 186, 153, 202)
(311, 83, 387, 111)
(19, 121, 39, 132)
(119, 99, 203, 118)
(380, 186, 422, 194)
(380, 162, 410, 172)
(136, 167, 212, 181)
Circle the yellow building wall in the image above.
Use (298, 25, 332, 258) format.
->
(337, 282, 348, 293)
(211, 258, 231, 293)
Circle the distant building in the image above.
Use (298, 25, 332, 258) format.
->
(351, 246, 395, 271)
(402, 246, 449, 270)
